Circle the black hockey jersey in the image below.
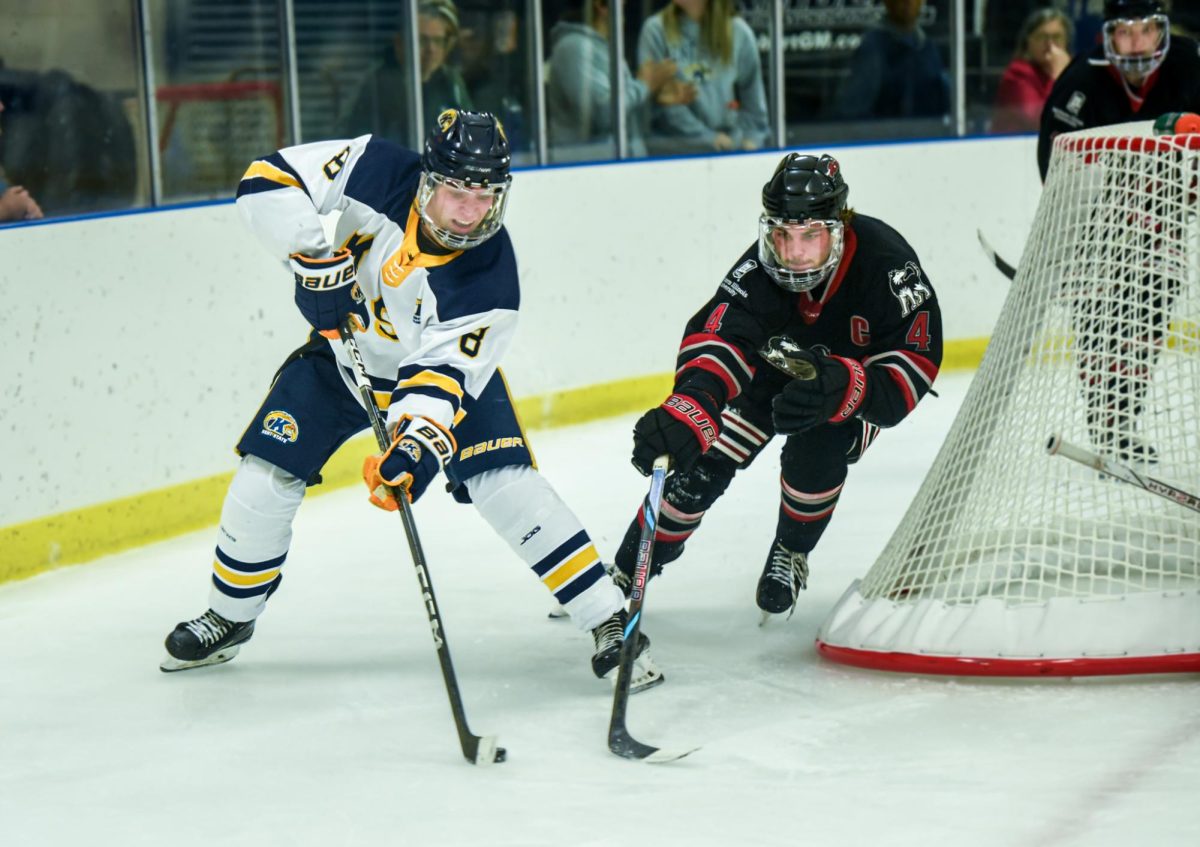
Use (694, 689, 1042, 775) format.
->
(672, 214, 942, 430)
(1038, 36, 1200, 179)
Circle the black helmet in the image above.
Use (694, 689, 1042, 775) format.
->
(758, 154, 849, 293)
(1104, 0, 1164, 20)
(761, 153, 849, 222)
(417, 109, 513, 250)
(1102, 0, 1169, 81)
(422, 108, 511, 188)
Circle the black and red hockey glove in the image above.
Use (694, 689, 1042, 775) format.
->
(632, 391, 721, 476)
(771, 349, 869, 435)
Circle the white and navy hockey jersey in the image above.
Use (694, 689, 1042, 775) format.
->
(235, 135, 520, 434)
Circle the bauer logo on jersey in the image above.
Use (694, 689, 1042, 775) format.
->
(887, 262, 932, 318)
(262, 411, 299, 443)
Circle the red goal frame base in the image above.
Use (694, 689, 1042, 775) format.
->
(817, 641, 1200, 677)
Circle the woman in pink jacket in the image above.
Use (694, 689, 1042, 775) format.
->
(992, 8, 1074, 134)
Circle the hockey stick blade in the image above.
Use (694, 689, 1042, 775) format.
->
(607, 457, 699, 763)
(976, 229, 1017, 281)
(1047, 434, 1200, 514)
(468, 735, 506, 766)
(609, 724, 698, 763)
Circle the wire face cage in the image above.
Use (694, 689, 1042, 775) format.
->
(818, 122, 1200, 676)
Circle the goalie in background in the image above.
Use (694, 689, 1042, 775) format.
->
(159, 109, 661, 692)
(611, 152, 943, 620)
(1038, 0, 1200, 463)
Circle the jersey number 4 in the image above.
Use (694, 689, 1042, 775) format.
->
(905, 311, 932, 351)
(703, 303, 729, 333)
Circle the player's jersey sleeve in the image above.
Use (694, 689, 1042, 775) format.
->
(386, 232, 521, 432)
(672, 250, 785, 405)
(854, 252, 942, 428)
(1038, 56, 1101, 180)
(235, 135, 417, 258)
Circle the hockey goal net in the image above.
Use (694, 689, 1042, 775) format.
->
(818, 120, 1200, 676)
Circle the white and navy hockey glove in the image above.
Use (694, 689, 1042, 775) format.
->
(362, 416, 456, 508)
(290, 249, 369, 337)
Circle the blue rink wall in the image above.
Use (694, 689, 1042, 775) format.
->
(0, 135, 1043, 583)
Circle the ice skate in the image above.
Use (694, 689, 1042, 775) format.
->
(160, 609, 255, 672)
(591, 608, 664, 694)
(757, 540, 809, 624)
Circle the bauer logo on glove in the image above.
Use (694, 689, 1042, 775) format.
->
(362, 415, 456, 509)
(290, 249, 370, 333)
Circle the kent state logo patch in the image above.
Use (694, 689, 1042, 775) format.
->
(262, 410, 299, 444)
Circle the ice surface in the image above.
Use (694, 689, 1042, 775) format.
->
(2, 373, 1197, 846)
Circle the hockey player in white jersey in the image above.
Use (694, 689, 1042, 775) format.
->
(160, 110, 660, 691)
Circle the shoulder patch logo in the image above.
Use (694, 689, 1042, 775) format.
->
(732, 259, 758, 280)
(262, 410, 299, 443)
(887, 262, 932, 318)
(1066, 91, 1086, 116)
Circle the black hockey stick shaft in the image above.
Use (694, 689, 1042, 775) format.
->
(977, 228, 1017, 281)
(1047, 434, 1200, 514)
(338, 319, 504, 765)
(608, 456, 693, 762)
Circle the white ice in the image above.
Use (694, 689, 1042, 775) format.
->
(2, 372, 1197, 847)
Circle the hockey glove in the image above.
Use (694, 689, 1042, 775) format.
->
(631, 391, 721, 476)
(771, 349, 869, 435)
(362, 416, 456, 509)
(291, 249, 369, 337)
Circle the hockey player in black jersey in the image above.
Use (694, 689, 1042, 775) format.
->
(611, 152, 943, 619)
(1038, 0, 1199, 463)
(159, 111, 660, 691)
(1038, 0, 1200, 179)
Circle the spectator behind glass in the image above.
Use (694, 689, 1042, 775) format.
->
(828, 0, 949, 121)
(0, 94, 43, 222)
(638, 0, 770, 154)
(546, 0, 691, 162)
(992, 8, 1074, 133)
(459, 9, 527, 154)
(337, 0, 473, 147)
(0, 58, 134, 217)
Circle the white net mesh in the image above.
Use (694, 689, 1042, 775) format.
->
(819, 121, 1200, 673)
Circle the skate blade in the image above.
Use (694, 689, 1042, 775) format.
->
(547, 602, 569, 620)
(159, 644, 242, 673)
(757, 609, 797, 627)
(609, 652, 665, 695)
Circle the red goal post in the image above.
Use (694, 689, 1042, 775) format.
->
(816, 120, 1200, 677)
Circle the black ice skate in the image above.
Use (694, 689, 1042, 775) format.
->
(612, 521, 685, 599)
(757, 541, 809, 623)
(591, 609, 664, 694)
(160, 609, 255, 672)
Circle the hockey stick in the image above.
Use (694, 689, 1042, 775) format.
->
(1047, 434, 1200, 514)
(977, 228, 1017, 281)
(337, 319, 505, 766)
(608, 455, 698, 763)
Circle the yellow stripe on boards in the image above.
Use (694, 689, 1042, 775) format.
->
(543, 545, 600, 592)
(0, 337, 987, 587)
